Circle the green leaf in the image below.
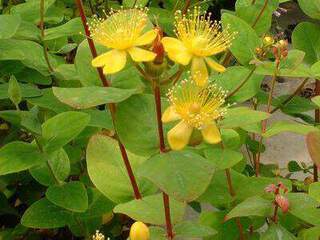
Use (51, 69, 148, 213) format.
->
(288, 193, 320, 225)
(261, 224, 297, 240)
(46, 181, 88, 212)
(116, 94, 170, 156)
(306, 131, 320, 169)
(44, 18, 83, 40)
(225, 196, 272, 220)
(200, 210, 248, 240)
(21, 198, 71, 229)
(138, 151, 215, 202)
(309, 182, 320, 202)
(30, 148, 70, 186)
(287, 161, 302, 173)
(297, 0, 320, 20)
(220, 107, 270, 129)
(221, 13, 261, 65)
(86, 134, 155, 203)
(74, 40, 106, 86)
(0, 15, 21, 39)
(0, 142, 44, 175)
(174, 221, 217, 239)
(298, 226, 320, 240)
(27, 88, 72, 113)
(0, 82, 42, 100)
(235, 0, 279, 35)
(52, 86, 139, 109)
(113, 193, 186, 225)
(292, 22, 320, 65)
(263, 121, 319, 138)
(204, 148, 243, 170)
(8, 76, 22, 106)
(123, 0, 148, 7)
(0, 110, 41, 134)
(312, 96, 320, 107)
(42, 111, 90, 153)
(0, 39, 58, 75)
(11, 0, 56, 23)
(213, 66, 263, 103)
(77, 188, 114, 219)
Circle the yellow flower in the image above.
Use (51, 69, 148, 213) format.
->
(89, 8, 158, 74)
(161, 7, 235, 86)
(130, 221, 150, 240)
(162, 78, 227, 150)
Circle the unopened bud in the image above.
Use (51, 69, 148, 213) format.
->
(152, 27, 165, 65)
(130, 221, 150, 240)
(263, 36, 274, 46)
(278, 39, 288, 49)
(265, 184, 277, 193)
(275, 195, 289, 213)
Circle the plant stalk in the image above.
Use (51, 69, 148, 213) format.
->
(252, 0, 268, 28)
(226, 67, 256, 99)
(222, 141, 245, 239)
(255, 60, 280, 176)
(153, 83, 174, 239)
(314, 79, 320, 182)
(39, 0, 54, 73)
(182, 0, 191, 14)
(270, 78, 309, 114)
(75, 0, 142, 199)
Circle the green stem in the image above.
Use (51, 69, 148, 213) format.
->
(33, 135, 61, 185)
(255, 60, 280, 176)
(270, 77, 309, 114)
(226, 67, 256, 99)
(39, 0, 54, 73)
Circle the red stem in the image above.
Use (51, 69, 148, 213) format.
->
(153, 85, 174, 239)
(75, 0, 141, 200)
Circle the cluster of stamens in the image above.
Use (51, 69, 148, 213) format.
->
(174, 7, 236, 56)
(167, 79, 227, 129)
(92, 230, 106, 240)
(88, 7, 148, 49)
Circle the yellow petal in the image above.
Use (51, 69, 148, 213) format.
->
(162, 37, 192, 65)
(168, 121, 193, 150)
(191, 57, 208, 86)
(205, 57, 226, 73)
(162, 106, 181, 123)
(201, 122, 221, 144)
(92, 50, 127, 74)
(128, 47, 156, 62)
(134, 29, 158, 46)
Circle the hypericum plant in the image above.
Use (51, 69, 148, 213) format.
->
(0, 0, 320, 239)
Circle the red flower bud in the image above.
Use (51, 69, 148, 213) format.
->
(265, 184, 277, 193)
(152, 27, 165, 64)
(275, 194, 289, 213)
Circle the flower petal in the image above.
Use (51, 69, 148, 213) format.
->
(205, 57, 226, 73)
(162, 106, 181, 123)
(168, 121, 193, 150)
(191, 57, 208, 86)
(201, 122, 221, 144)
(134, 29, 158, 46)
(162, 37, 192, 65)
(128, 47, 156, 62)
(92, 50, 127, 74)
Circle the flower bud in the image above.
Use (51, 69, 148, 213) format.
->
(130, 221, 150, 240)
(152, 27, 165, 65)
(278, 39, 288, 49)
(265, 184, 276, 193)
(275, 195, 289, 213)
(263, 36, 274, 46)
